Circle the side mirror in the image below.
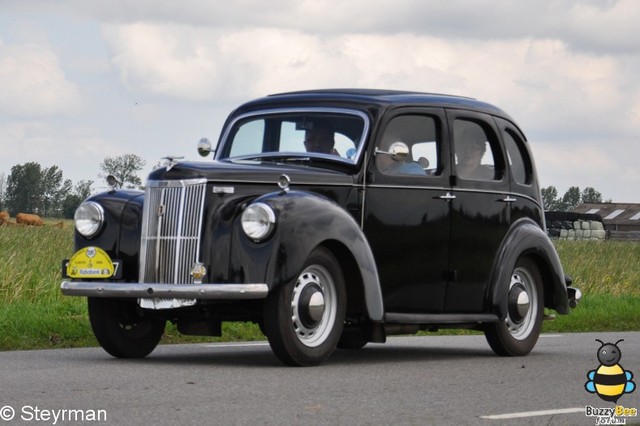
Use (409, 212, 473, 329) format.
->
(197, 138, 215, 157)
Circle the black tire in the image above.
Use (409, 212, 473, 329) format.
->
(484, 258, 544, 356)
(88, 298, 165, 358)
(263, 247, 346, 366)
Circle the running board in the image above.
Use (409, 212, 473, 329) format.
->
(385, 312, 499, 324)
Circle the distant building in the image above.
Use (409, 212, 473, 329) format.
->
(572, 203, 640, 240)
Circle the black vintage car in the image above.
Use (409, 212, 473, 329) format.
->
(62, 89, 580, 366)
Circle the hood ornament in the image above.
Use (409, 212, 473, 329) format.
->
(162, 156, 184, 172)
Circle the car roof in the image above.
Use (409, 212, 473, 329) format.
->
(234, 88, 512, 119)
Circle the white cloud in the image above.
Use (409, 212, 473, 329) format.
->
(0, 40, 83, 117)
(1, 0, 639, 202)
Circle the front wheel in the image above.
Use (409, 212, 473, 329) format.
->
(88, 298, 165, 358)
(484, 258, 544, 356)
(263, 247, 346, 366)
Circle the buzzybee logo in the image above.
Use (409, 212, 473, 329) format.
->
(584, 339, 637, 425)
(585, 339, 635, 403)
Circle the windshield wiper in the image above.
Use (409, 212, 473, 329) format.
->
(230, 155, 312, 164)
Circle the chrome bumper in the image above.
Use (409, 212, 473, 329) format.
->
(60, 281, 268, 299)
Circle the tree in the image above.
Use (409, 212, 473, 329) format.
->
(99, 154, 146, 189)
(540, 185, 607, 211)
(0, 172, 5, 210)
(62, 180, 94, 219)
(4, 162, 75, 217)
(561, 186, 581, 211)
(581, 187, 603, 204)
(6, 162, 43, 215)
(40, 166, 72, 217)
(541, 186, 559, 210)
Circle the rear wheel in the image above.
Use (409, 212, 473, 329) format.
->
(88, 298, 165, 358)
(264, 247, 346, 366)
(484, 258, 543, 356)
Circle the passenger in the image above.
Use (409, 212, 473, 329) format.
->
(376, 141, 426, 175)
(455, 122, 494, 180)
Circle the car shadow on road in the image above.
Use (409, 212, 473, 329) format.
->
(79, 339, 501, 368)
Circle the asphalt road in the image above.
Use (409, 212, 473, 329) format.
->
(1, 332, 639, 425)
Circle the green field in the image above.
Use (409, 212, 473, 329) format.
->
(0, 223, 638, 350)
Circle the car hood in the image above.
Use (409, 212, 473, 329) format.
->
(146, 160, 356, 187)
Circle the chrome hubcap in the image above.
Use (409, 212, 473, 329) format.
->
(291, 265, 336, 347)
(307, 291, 326, 323)
(506, 267, 538, 340)
(508, 284, 530, 322)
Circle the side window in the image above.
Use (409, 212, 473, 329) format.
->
(503, 129, 532, 185)
(376, 115, 439, 176)
(453, 119, 499, 181)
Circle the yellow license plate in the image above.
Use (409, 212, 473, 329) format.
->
(66, 247, 115, 279)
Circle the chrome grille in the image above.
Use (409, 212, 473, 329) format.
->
(139, 179, 207, 285)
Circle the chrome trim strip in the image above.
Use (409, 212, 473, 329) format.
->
(61, 281, 269, 299)
(366, 184, 540, 205)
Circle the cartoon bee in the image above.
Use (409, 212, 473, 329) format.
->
(585, 339, 636, 403)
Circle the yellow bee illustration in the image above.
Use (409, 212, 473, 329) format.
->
(585, 339, 636, 403)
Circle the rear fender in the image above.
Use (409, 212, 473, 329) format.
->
(489, 218, 569, 318)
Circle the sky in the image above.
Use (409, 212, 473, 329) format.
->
(0, 0, 639, 202)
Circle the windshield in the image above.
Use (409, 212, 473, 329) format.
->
(217, 109, 368, 164)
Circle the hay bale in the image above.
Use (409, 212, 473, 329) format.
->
(592, 230, 607, 239)
(590, 221, 604, 231)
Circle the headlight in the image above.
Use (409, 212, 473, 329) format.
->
(74, 201, 105, 238)
(241, 202, 276, 242)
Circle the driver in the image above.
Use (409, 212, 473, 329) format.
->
(304, 121, 340, 155)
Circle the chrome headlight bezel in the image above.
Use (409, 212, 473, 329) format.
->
(74, 201, 105, 238)
(241, 202, 276, 242)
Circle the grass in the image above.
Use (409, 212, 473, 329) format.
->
(0, 223, 638, 350)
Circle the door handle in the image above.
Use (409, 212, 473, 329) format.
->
(438, 192, 456, 201)
(501, 196, 517, 203)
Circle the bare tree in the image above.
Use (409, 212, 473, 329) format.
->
(99, 154, 146, 189)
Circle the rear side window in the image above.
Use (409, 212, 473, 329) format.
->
(453, 119, 500, 181)
(503, 129, 532, 185)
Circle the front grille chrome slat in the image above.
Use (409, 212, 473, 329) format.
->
(138, 179, 207, 309)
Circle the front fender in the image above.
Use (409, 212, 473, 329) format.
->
(231, 190, 384, 321)
(73, 189, 144, 281)
(489, 218, 569, 318)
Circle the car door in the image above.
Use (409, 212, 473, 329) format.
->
(444, 110, 511, 313)
(363, 108, 452, 313)
(494, 116, 545, 227)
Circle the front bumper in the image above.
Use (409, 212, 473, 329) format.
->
(60, 281, 268, 299)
